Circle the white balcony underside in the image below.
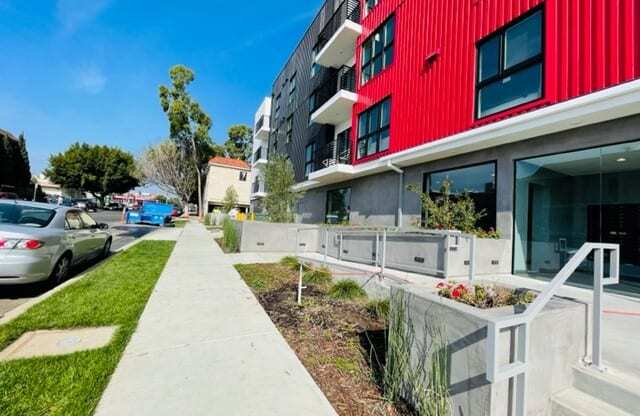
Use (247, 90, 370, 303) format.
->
(295, 79, 640, 191)
(315, 20, 362, 69)
(250, 192, 267, 199)
(254, 126, 270, 141)
(310, 90, 358, 125)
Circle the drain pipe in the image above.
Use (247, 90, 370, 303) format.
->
(386, 161, 404, 228)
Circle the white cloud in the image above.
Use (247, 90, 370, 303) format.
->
(56, 0, 111, 35)
(74, 65, 107, 94)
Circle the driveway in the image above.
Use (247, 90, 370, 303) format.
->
(0, 210, 160, 318)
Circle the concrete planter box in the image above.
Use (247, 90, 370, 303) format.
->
(391, 284, 588, 416)
(233, 221, 320, 253)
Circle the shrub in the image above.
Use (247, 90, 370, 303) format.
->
(222, 218, 239, 252)
(366, 299, 390, 321)
(328, 280, 367, 300)
(302, 267, 332, 286)
(280, 256, 301, 270)
(437, 282, 536, 309)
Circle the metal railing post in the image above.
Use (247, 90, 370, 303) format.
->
(297, 263, 304, 305)
(375, 231, 380, 267)
(592, 248, 605, 371)
(338, 231, 343, 261)
(381, 229, 387, 275)
(469, 234, 477, 282)
(323, 229, 329, 267)
(295, 229, 299, 258)
(443, 234, 450, 279)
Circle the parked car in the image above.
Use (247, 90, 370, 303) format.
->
(105, 202, 123, 211)
(74, 199, 98, 212)
(188, 203, 198, 216)
(172, 206, 183, 217)
(0, 192, 19, 200)
(0, 201, 112, 285)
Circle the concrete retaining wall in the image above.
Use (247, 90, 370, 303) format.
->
(236, 221, 320, 253)
(392, 285, 588, 416)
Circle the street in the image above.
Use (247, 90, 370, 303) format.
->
(0, 210, 159, 317)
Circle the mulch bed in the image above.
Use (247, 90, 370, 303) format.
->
(239, 265, 414, 416)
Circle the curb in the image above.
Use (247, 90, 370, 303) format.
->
(0, 230, 159, 326)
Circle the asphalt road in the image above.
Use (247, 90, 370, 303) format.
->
(0, 210, 158, 318)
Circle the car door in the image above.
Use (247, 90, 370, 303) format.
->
(79, 211, 106, 256)
(65, 210, 91, 263)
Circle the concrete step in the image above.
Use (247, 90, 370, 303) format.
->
(572, 366, 640, 415)
(551, 388, 632, 416)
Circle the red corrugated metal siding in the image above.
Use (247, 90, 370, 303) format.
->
(351, 0, 640, 165)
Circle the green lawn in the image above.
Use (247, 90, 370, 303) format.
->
(172, 219, 188, 228)
(0, 240, 175, 416)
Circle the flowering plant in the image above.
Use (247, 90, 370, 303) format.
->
(436, 282, 535, 309)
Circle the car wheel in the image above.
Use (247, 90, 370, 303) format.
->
(102, 239, 112, 259)
(50, 255, 71, 285)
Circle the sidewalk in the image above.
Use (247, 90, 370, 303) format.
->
(96, 222, 337, 416)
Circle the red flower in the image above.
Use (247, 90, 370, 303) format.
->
(455, 283, 467, 292)
(451, 288, 463, 298)
(436, 282, 448, 289)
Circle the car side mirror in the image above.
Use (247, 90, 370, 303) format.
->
(99, 223, 109, 230)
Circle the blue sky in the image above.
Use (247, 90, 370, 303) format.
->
(0, 0, 321, 174)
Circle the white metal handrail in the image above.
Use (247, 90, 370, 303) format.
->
(485, 242, 620, 416)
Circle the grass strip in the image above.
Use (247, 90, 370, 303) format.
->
(0, 240, 175, 416)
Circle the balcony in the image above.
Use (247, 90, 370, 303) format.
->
(252, 146, 267, 167)
(310, 66, 358, 126)
(315, 0, 362, 69)
(251, 180, 267, 199)
(308, 139, 354, 184)
(254, 115, 270, 141)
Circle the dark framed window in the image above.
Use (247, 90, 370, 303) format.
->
(325, 188, 351, 224)
(274, 93, 282, 119)
(311, 45, 320, 78)
(476, 8, 543, 119)
(365, 0, 380, 14)
(361, 16, 394, 84)
(304, 143, 317, 178)
(422, 162, 497, 231)
(285, 115, 293, 143)
(288, 73, 296, 107)
(357, 97, 391, 159)
(239, 171, 248, 181)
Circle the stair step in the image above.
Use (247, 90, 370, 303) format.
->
(551, 388, 632, 416)
(572, 366, 640, 415)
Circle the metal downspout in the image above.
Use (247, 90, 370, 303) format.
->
(387, 161, 404, 228)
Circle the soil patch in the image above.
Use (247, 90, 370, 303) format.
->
(236, 264, 413, 416)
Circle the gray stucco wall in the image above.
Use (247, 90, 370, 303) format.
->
(297, 115, 640, 270)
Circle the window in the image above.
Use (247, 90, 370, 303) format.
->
(361, 16, 395, 84)
(365, 0, 380, 14)
(239, 171, 248, 181)
(476, 9, 543, 118)
(423, 163, 497, 231)
(304, 143, 316, 178)
(65, 211, 83, 230)
(285, 116, 293, 143)
(357, 98, 391, 159)
(79, 212, 97, 228)
(274, 93, 281, 119)
(0, 203, 55, 228)
(311, 45, 321, 78)
(288, 73, 297, 107)
(325, 188, 351, 224)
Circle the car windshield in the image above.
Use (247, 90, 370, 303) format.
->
(0, 203, 56, 228)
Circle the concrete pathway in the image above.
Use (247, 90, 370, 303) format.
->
(96, 222, 336, 416)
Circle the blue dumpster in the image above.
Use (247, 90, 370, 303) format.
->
(126, 202, 174, 226)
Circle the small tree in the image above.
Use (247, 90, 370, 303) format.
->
(222, 186, 239, 213)
(408, 179, 485, 234)
(264, 154, 303, 223)
(137, 140, 197, 215)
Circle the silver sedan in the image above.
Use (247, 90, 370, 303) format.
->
(0, 200, 112, 285)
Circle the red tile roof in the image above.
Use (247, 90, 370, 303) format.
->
(208, 156, 250, 170)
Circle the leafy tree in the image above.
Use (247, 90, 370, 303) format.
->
(17, 133, 31, 188)
(222, 186, 239, 213)
(224, 124, 252, 161)
(159, 65, 214, 217)
(137, 140, 197, 214)
(264, 154, 303, 223)
(408, 179, 486, 234)
(46, 143, 139, 205)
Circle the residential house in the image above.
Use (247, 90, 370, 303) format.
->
(204, 156, 251, 213)
(261, 0, 640, 295)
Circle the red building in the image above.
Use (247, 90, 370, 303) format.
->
(262, 0, 640, 291)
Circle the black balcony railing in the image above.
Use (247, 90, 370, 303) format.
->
(316, 0, 361, 53)
(338, 65, 355, 92)
(255, 115, 267, 132)
(316, 138, 352, 169)
(310, 66, 355, 116)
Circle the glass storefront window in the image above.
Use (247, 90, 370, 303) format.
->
(424, 163, 497, 231)
(514, 141, 640, 296)
(325, 188, 351, 224)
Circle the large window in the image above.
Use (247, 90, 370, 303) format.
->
(423, 163, 497, 231)
(325, 188, 351, 224)
(476, 9, 543, 118)
(365, 0, 380, 14)
(514, 141, 640, 296)
(288, 73, 296, 107)
(285, 116, 293, 143)
(357, 98, 391, 159)
(311, 45, 320, 78)
(304, 143, 316, 178)
(361, 16, 394, 84)
(274, 93, 281, 119)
